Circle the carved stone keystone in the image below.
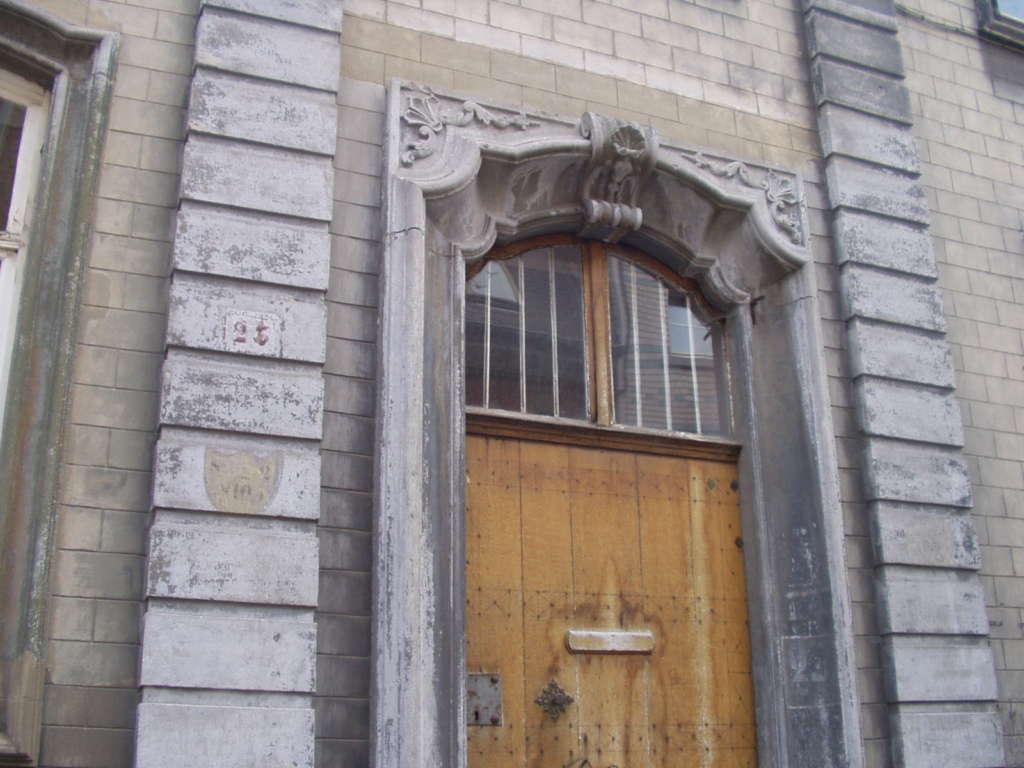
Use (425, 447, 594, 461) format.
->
(578, 113, 658, 243)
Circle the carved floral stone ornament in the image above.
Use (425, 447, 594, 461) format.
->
(578, 112, 658, 243)
(678, 149, 804, 245)
(400, 84, 540, 166)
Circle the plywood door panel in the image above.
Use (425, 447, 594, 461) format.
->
(466, 434, 754, 768)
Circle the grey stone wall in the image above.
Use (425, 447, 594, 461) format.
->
(896, 0, 1024, 764)
(315, 77, 385, 766)
(135, 1, 341, 765)
(24, 1, 195, 765)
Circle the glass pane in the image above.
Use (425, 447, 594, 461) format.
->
(634, 267, 669, 430)
(0, 98, 26, 231)
(997, 0, 1024, 21)
(522, 249, 554, 416)
(667, 295, 699, 432)
(465, 269, 487, 407)
(608, 257, 640, 427)
(611, 254, 726, 436)
(487, 260, 521, 411)
(465, 246, 586, 419)
(693, 306, 722, 434)
(553, 246, 587, 420)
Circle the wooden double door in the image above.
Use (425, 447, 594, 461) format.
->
(466, 432, 756, 768)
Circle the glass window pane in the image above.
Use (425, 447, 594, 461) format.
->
(997, 0, 1024, 21)
(667, 295, 699, 432)
(634, 267, 669, 430)
(487, 261, 522, 411)
(466, 246, 586, 419)
(522, 249, 554, 416)
(553, 246, 587, 420)
(611, 253, 726, 436)
(465, 269, 487, 407)
(608, 256, 639, 427)
(0, 98, 26, 231)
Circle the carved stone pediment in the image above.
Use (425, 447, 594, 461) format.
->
(391, 81, 808, 307)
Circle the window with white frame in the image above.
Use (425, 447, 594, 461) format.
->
(979, 0, 1024, 47)
(0, 69, 47, 433)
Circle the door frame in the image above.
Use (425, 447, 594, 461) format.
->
(372, 81, 863, 768)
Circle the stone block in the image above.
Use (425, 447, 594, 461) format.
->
(140, 606, 316, 692)
(826, 156, 929, 223)
(871, 503, 980, 569)
(313, 697, 369, 740)
(203, 0, 343, 31)
(863, 438, 972, 507)
(833, 210, 936, 277)
(803, 0, 897, 28)
(848, 319, 955, 388)
(812, 58, 911, 123)
(820, 104, 919, 173)
(147, 514, 319, 606)
(316, 614, 371, 656)
(181, 135, 334, 221)
(44, 685, 137, 728)
(195, 7, 339, 92)
(884, 635, 998, 701)
(41, 725, 134, 768)
(891, 705, 1005, 768)
(842, 264, 944, 331)
(60, 465, 152, 512)
(153, 429, 321, 519)
(877, 566, 988, 635)
(316, 656, 370, 698)
(47, 640, 138, 687)
(174, 201, 330, 290)
(136, 702, 314, 768)
(168, 273, 326, 363)
(854, 377, 963, 446)
(807, 9, 903, 76)
(160, 351, 324, 439)
(188, 68, 337, 155)
(51, 551, 144, 601)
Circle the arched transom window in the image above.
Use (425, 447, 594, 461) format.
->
(465, 236, 729, 436)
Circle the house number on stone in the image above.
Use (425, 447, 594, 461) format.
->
(224, 309, 282, 357)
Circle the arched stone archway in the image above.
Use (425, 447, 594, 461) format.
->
(371, 81, 863, 768)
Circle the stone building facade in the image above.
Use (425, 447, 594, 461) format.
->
(0, 0, 1023, 766)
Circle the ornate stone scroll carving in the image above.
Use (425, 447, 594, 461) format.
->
(678, 149, 804, 245)
(400, 85, 540, 167)
(578, 113, 658, 243)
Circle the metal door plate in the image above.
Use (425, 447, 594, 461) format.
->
(467, 673, 502, 726)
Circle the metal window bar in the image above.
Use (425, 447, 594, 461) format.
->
(483, 262, 492, 409)
(659, 282, 672, 431)
(629, 264, 642, 427)
(548, 249, 560, 417)
(518, 258, 526, 413)
(686, 298, 703, 434)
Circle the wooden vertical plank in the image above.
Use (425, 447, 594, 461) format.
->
(519, 441, 578, 768)
(587, 243, 613, 426)
(569, 447, 647, 768)
(689, 459, 755, 766)
(466, 436, 527, 768)
(637, 453, 698, 765)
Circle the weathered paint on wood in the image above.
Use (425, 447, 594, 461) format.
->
(465, 434, 755, 768)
